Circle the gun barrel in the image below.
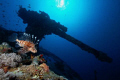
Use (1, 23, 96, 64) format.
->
(53, 29, 112, 63)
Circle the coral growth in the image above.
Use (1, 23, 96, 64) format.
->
(0, 64, 68, 80)
(0, 53, 22, 68)
(0, 42, 12, 53)
(39, 63, 49, 73)
(0, 42, 68, 80)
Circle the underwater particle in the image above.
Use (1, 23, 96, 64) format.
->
(2, 10, 5, 12)
(28, 4, 31, 8)
(2, 14, 5, 18)
(5, 23, 7, 25)
(0, 3, 3, 6)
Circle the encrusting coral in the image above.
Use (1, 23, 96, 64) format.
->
(0, 42, 13, 53)
(0, 41, 68, 80)
(0, 53, 22, 68)
(0, 63, 68, 80)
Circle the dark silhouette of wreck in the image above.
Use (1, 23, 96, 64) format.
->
(0, 25, 82, 80)
(17, 6, 112, 63)
(0, 6, 113, 80)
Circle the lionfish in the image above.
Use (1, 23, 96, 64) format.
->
(15, 33, 40, 54)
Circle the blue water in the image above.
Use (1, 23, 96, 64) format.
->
(0, 0, 120, 80)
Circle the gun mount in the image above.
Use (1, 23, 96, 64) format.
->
(17, 7, 112, 63)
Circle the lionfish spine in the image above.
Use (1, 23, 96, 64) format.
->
(31, 35, 35, 43)
(35, 39, 40, 45)
(34, 37, 37, 43)
(28, 34, 31, 41)
(23, 33, 40, 45)
(23, 33, 31, 41)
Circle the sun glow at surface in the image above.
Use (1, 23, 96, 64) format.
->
(56, 0, 69, 10)
(57, 0, 64, 7)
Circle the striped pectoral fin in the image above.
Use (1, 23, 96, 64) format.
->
(16, 39, 19, 41)
(18, 47, 29, 54)
(15, 42, 21, 47)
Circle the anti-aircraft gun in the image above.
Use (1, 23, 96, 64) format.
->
(18, 7, 112, 63)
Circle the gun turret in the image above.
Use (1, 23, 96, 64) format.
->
(18, 7, 112, 63)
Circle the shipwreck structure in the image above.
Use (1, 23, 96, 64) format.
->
(17, 7, 112, 63)
(0, 25, 82, 80)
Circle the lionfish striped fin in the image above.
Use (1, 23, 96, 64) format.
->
(23, 33, 40, 45)
(23, 33, 31, 41)
(35, 39, 40, 45)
